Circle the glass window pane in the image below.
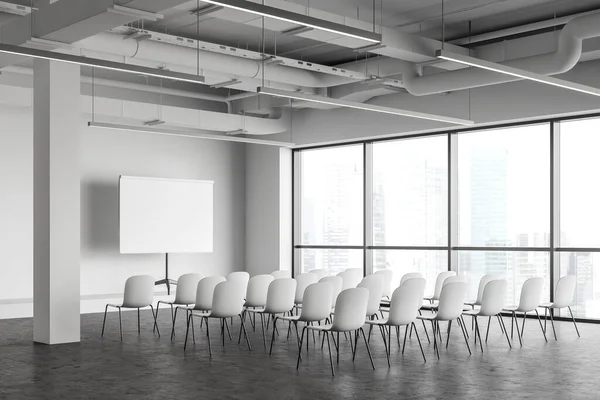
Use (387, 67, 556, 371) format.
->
(557, 252, 600, 318)
(299, 146, 363, 245)
(559, 118, 600, 247)
(372, 136, 448, 246)
(457, 125, 550, 247)
(300, 248, 363, 275)
(372, 250, 448, 296)
(457, 250, 550, 305)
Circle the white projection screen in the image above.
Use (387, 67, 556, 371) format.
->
(119, 176, 214, 254)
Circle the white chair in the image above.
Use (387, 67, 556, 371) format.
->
(337, 268, 363, 290)
(463, 279, 511, 351)
(400, 272, 423, 286)
(270, 270, 291, 279)
(319, 275, 343, 308)
(294, 272, 319, 311)
(227, 271, 250, 291)
(309, 268, 331, 280)
(184, 281, 251, 356)
(502, 277, 547, 346)
(374, 269, 394, 299)
(367, 277, 427, 366)
(421, 275, 465, 311)
(101, 275, 159, 341)
(301, 287, 374, 376)
(464, 274, 498, 332)
(424, 271, 457, 304)
(177, 276, 225, 342)
(418, 282, 471, 359)
(245, 278, 297, 349)
(155, 273, 202, 340)
(357, 275, 384, 341)
(243, 274, 275, 331)
(274, 282, 333, 355)
(540, 275, 580, 339)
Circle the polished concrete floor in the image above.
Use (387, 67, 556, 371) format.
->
(0, 310, 597, 399)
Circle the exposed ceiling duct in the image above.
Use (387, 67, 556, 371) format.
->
(401, 11, 600, 96)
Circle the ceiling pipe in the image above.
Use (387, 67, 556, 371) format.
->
(401, 11, 600, 96)
(75, 32, 358, 89)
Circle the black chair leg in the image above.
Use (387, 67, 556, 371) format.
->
(118, 307, 123, 341)
(360, 328, 375, 370)
(101, 305, 109, 337)
(568, 306, 581, 337)
(325, 331, 335, 376)
(535, 309, 548, 342)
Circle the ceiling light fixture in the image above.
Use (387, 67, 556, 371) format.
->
(436, 49, 600, 97)
(256, 86, 475, 125)
(225, 129, 248, 135)
(281, 26, 314, 36)
(88, 122, 295, 147)
(0, 43, 206, 85)
(143, 119, 165, 126)
(200, 0, 381, 43)
(190, 4, 224, 17)
(107, 5, 163, 21)
(353, 43, 386, 53)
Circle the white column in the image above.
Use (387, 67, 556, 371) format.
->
(33, 59, 81, 344)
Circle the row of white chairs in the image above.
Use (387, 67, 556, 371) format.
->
(101, 269, 580, 375)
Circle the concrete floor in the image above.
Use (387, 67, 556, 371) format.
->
(0, 310, 597, 399)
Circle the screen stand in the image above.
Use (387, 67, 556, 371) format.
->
(155, 253, 177, 295)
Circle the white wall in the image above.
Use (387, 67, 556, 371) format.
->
(245, 145, 292, 276)
(0, 106, 246, 318)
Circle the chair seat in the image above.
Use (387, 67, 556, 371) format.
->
(365, 318, 388, 326)
(464, 301, 478, 306)
(503, 305, 519, 312)
(422, 303, 471, 312)
(539, 302, 554, 308)
(107, 303, 123, 308)
(190, 310, 211, 317)
(159, 300, 191, 307)
(462, 310, 480, 317)
(417, 314, 436, 321)
(279, 315, 300, 322)
(305, 323, 333, 332)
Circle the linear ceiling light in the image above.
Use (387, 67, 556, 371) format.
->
(256, 87, 475, 125)
(0, 43, 205, 85)
(281, 26, 314, 36)
(88, 122, 295, 147)
(190, 4, 224, 17)
(201, 0, 381, 43)
(436, 49, 600, 97)
(210, 79, 242, 88)
(107, 5, 163, 21)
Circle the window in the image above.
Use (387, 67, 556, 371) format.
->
(457, 125, 550, 247)
(299, 145, 363, 246)
(557, 252, 600, 318)
(559, 118, 600, 247)
(299, 249, 363, 275)
(372, 135, 447, 246)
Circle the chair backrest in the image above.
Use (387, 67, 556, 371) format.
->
(245, 274, 274, 307)
(319, 275, 343, 306)
(331, 288, 369, 332)
(473, 274, 498, 306)
(309, 269, 330, 280)
(388, 278, 425, 326)
(431, 271, 457, 300)
(358, 274, 384, 317)
(294, 273, 319, 304)
(194, 276, 226, 311)
(227, 271, 250, 285)
(210, 281, 245, 318)
(517, 277, 544, 312)
(436, 282, 467, 321)
(173, 273, 203, 305)
(400, 272, 423, 286)
(338, 268, 363, 290)
(479, 279, 507, 316)
(374, 269, 394, 298)
(299, 283, 333, 322)
(122, 275, 155, 308)
(270, 270, 291, 279)
(265, 278, 297, 314)
(443, 275, 466, 286)
(554, 275, 577, 308)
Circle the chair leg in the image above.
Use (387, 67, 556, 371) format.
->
(184, 313, 192, 350)
(240, 314, 252, 351)
(457, 317, 471, 355)
(474, 317, 483, 352)
(521, 312, 526, 339)
(549, 309, 558, 340)
(101, 305, 109, 337)
(568, 306, 581, 337)
(535, 309, 548, 342)
(118, 307, 123, 341)
(485, 316, 491, 342)
(352, 329, 359, 361)
(191, 311, 196, 344)
(544, 307, 548, 332)
(498, 315, 512, 349)
(336, 332, 340, 364)
(150, 305, 160, 337)
(224, 319, 232, 340)
(296, 327, 306, 369)
(461, 315, 469, 339)
(238, 311, 245, 345)
(171, 307, 179, 341)
(259, 313, 266, 349)
(137, 308, 141, 334)
(378, 325, 390, 367)
(412, 322, 426, 362)
(513, 313, 523, 347)
(433, 321, 440, 359)
(220, 319, 225, 347)
(360, 328, 375, 370)
(269, 316, 278, 355)
(402, 324, 409, 354)
(154, 301, 161, 333)
(205, 317, 212, 357)
(445, 320, 452, 349)
(325, 331, 335, 376)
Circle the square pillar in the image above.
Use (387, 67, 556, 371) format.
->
(33, 59, 81, 344)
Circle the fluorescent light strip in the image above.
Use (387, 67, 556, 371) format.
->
(0, 43, 205, 85)
(210, 79, 242, 88)
(88, 122, 295, 147)
(201, 0, 381, 43)
(257, 87, 475, 125)
(436, 49, 600, 97)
